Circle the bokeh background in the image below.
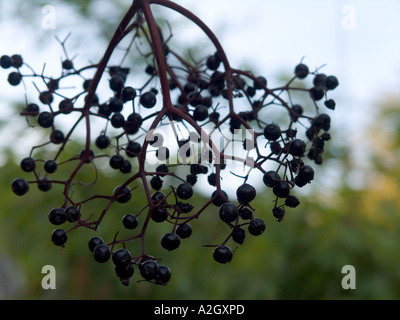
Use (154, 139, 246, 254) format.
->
(1, 0, 400, 300)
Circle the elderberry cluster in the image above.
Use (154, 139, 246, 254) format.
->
(4, 0, 338, 286)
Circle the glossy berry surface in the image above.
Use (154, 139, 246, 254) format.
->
(112, 248, 132, 267)
(51, 229, 68, 246)
(155, 265, 172, 285)
(176, 182, 193, 200)
(219, 202, 239, 223)
(11, 178, 29, 196)
(213, 245, 233, 264)
(139, 260, 159, 280)
(248, 219, 266, 236)
(236, 183, 256, 205)
(122, 214, 138, 229)
(176, 223, 192, 239)
(88, 237, 104, 252)
(48, 208, 67, 225)
(161, 233, 181, 251)
(93, 244, 111, 263)
(264, 123, 281, 141)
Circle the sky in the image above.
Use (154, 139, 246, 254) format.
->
(0, 0, 400, 191)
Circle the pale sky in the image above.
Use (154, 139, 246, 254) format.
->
(1, 0, 399, 191)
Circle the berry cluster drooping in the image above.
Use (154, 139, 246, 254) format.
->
(3, 0, 339, 286)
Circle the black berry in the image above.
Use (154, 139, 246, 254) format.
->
(264, 123, 281, 141)
(219, 202, 239, 223)
(248, 218, 266, 236)
(176, 223, 192, 239)
(176, 182, 193, 200)
(236, 183, 256, 205)
(122, 214, 139, 229)
(11, 178, 29, 196)
(161, 233, 181, 251)
(93, 244, 111, 263)
(88, 237, 104, 252)
(213, 245, 233, 264)
(51, 229, 68, 246)
(48, 208, 67, 225)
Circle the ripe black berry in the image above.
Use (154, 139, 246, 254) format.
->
(325, 75, 339, 90)
(48, 208, 67, 225)
(219, 202, 239, 223)
(51, 229, 68, 246)
(125, 141, 142, 157)
(239, 207, 253, 220)
(211, 190, 228, 207)
(109, 155, 125, 169)
(288, 139, 306, 157)
(313, 74, 327, 87)
(324, 99, 336, 110)
(122, 214, 139, 229)
(124, 113, 143, 135)
(273, 180, 291, 198)
(44, 160, 58, 174)
(254, 76, 267, 90)
(178, 202, 194, 214)
(140, 91, 157, 108)
(11, 54, 23, 68)
(161, 233, 181, 251)
(314, 114, 331, 131)
(207, 173, 217, 186)
(95, 135, 111, 149)
(150, 176, 163, 190)
(151, 208, 168, 223)
(139, 260, 159, 280)
(39, 91, 54, 105)
(88, 237, 104, 252)
(115, 263, 134, 280)
(264, 123, 281, 141)
(38, 178, 52, 192)
(121, 86, 137, 102)
(294, 63, 309, 79)
(20, 157, 36, 172)
(0, 55, 13, 69)
(310, 87, 325, 101)
(295, 165, 314, 187)
(236, 183, 256, 205)
(113, 186, 132, 203)
(248, 218, 266, 236)
(62, 59, 74, 70)
(109, 75, 125, 93)
(263, 171, 280, 188)
(8, 72, 22, 86)
(111, 113, 125, 128)
(213, 245, 233, 264)
(285, 195, 300, 208)
(112, 248, 132, 267)
(232, 227, 245, 245)
(93, 244, 111, 263)
(151, 191, 166, 205)
(26, 103, 40, 114)
(66, 206, 81, 222)
(155, 265, 171, 285)
(176, 182, 193, 200)
(50, 130, 65, 144)
(273, 207, 285, 222)
(193, 105, 209, 122)
(109, 98, 124, 113)
(11, 178, 29, 196)
(120, 160, 132, 174)
(176, 223, 192, 239)
(37, 112, 54, 128)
